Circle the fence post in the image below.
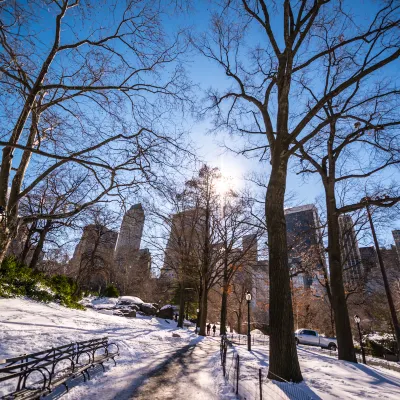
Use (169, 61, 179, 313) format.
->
(236, 354, 239, 395)
(259, 369, 263, 400)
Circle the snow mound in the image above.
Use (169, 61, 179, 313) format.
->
(118, 296, 144, 304)
(160, 304, 173, 310)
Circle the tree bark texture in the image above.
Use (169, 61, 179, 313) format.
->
(266, 151, 303, 383)
(198, 281, 208, 336)
(220, 269, 229, 335)
(325, 188, 357, 362)
(178, 283, 185, 328)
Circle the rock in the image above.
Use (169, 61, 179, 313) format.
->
(172, 333, 181, 338)
(156, 307, 174, 320)
(115, 304, 140, 311)
(139, 303, 157, 316)
(124, 310, 137, 318)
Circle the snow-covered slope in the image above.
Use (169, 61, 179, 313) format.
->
(0, 298, 197, 399)
(229, 343, 400, 399)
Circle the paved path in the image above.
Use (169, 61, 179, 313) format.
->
(130, 338, 220, 400)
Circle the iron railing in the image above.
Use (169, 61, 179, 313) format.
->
(220, 335, 314, 400)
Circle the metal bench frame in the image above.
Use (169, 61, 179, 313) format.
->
(0, 337, 119, 400)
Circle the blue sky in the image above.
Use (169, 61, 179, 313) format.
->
(3, 0, 399, 249)
(165, 1, 400, 247)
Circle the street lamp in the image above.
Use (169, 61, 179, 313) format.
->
(196, 308, 200, 334)
(361, 196, 400, 356)
(354, 315, 367, 364)
(246, 290, 252, 351)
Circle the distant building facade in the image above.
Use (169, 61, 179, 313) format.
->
(70, 203, 151, 295)
(161, 208, 206, 280)
(285, 204, 326, 291)
(69, 224, 119, 291)
(338, 214, 363, 287)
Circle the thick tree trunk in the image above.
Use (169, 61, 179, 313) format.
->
(236, 309, 242, 334)
(0, 218, 19, 264)
(326, 189, 357, 362)
(220, 269, 229, 335)
(198, 284, 208, 336)
(178, 283, 185, 328)
(266, 152, 303, 382)
(0, 233, 11, 265)
(29, 225, 50, 272)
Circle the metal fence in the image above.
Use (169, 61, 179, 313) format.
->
(220, 336, 314, 400)
(225, 333, 269, 347)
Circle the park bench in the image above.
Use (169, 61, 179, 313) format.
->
(0, 337, 119, 400)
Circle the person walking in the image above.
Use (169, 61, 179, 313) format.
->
(212, 324, 216, 336)
(207, 323, 211, 335)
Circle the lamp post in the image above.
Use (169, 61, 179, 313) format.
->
(196, 308, 200, 334)
(246, 291, 252, 351)
(362, 196, 400, 357)
(354, 315, 367, 364)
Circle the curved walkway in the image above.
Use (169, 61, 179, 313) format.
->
(130, 337, 220, 400)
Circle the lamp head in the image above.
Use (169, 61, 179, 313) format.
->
(245, 291, 252, 301)
(354, 315, 361, 324)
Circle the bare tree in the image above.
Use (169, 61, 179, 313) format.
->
(194, 0, 400, 377)
(293, 82, 400, 357)
(70, 205, 120, 293)
(0, 0, 191, 262)
(217, 191, 262, 335)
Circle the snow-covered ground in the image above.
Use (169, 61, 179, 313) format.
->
(0, 298, 200, 399)
(226, 343, 400, 399)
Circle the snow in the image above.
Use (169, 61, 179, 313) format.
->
(222, 340, 400, 400)
(0, 298, 196, 399)
(118, 295, 144, 304)
(160, 304, 173, 310)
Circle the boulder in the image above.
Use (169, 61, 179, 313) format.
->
(140, 303, 158, 316)
(172, 333, 181, 338)
(123, 310, 137, 318)
(157, 306, 174, 320)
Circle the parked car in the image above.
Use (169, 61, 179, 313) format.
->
(295, 329, 338, 351)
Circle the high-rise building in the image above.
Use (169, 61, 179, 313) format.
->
(69, 224, 118, 291)
(284, 204, 325, 290)
(338, 214, 363, 286)
(162, 208, 206, 279)
(115, 204, 145, 262)
(392, 230, 400, 256)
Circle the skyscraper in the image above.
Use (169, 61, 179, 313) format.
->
(162, 208, 206, 279)
(338, 214, 363, 286)
(284, 204, 325, 290)
(114, 204, 145, 262)
(69, 224, 119, 291)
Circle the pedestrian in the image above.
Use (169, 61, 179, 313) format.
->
(207, 323, 211, 335)
(212, 324, 216, 336)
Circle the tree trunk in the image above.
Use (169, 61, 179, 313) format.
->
(266, 151, 303, 382)
(29, 224, 50, 272)
(220, 268, 229, 335)
(237, 309, 242, 334)
(326, 189, 357, 362)
(0, 232, 11, 265)
(20, 227, 35, 265)
(0, 218, 19, 264)
(178, 283, 185, 328)
(198, 282, 208, 336)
